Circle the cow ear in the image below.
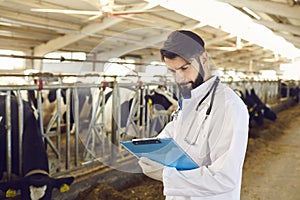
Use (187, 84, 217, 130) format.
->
(0, 180, 22, 197)
(233, 89, 244, 100)
(245, 90, 250, 97)
(59, 184, 70, 193)
(52, 176, 75, 192)
(146, 97, 153, 106)
(48, 90, 57, 103)
(5, 189, 17, 198)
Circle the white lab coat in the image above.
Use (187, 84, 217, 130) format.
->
(158, 76, 249, 200)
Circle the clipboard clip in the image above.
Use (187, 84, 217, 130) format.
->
(132, 138, 161, 145)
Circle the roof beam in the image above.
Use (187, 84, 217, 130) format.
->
(98, 23, 202, 60)
(216, 0, 300, 20)
(98, 31, 171, 60)
(0, 10, 80, 30)
(253, 19, 300, 36)
(33, 3, 159, 56)
(141, 13, 184, 27)
(212, 46, 263, 63)
(9, 0, 89, 20)
(0, 24, 60, 36)
(205, 34, 235, 46)
(33, 18, 123, 56)
(0, 25, 59, 40)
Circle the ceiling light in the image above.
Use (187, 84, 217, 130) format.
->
(242, 7, 261, 20)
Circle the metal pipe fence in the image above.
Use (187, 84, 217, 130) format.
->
(0, 76, 297, 180)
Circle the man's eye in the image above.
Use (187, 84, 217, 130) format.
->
(168, 69, 176, 73)
(181, 66, 189, 70)
(181, 65, 190, 70)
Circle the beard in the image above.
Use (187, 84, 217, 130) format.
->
(178, 73, 203, 99)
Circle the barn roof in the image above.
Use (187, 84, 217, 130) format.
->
(0, 0, 300, 74)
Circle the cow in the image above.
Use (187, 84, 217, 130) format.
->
(145, 85, 178, 136)
(280, 82, 300, 103)
(91, 84, 178, 139)
(91, 86, 138, 138)
(61, 87, 93, 132)
(23, 89, 67, 131)
(0, 94, 74, 199)
(40, 89, 67, 128)
(145, 85, 178, 114)
(235, 88, 277, 127)
(248, 88, 277, 121)
(25, 85, 92, 134)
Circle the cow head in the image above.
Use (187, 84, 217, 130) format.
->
(145, 89, 178, 119)
(263, 105, 277, 121)
(0, 171, 74, 200)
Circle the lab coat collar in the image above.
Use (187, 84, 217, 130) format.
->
(179, 76, 217, 110)
(190, 75, 217, 99)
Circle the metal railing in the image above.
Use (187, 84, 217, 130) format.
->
(1, 75, 298, 181)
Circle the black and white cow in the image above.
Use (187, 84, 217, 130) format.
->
(26, 87, 92, 133)
(145, 86, 178, 115)
(235, 88, 277, 127)
(280, 82, 300, 103)
(61, 87, 93, 130)
(25, 89, 67, 129)
(91, 86, 138, 138)
(145, 86, 178, 136)
(0, 94, 74, 199)
(92, 85, 178, 138)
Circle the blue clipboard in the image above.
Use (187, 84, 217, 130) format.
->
(120, 138, 199, 170)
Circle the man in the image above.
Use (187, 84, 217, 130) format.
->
(138, 30, 249, 199)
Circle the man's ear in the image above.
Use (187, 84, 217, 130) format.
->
(200, 51, 208, 65)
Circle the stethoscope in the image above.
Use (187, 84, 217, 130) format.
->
(184, 76, 220, 145)
(196, 76, 220, 113)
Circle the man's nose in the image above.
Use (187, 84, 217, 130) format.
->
(175, 71, 185, 83)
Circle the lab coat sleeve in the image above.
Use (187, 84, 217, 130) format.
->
(162, 95, 249, 197)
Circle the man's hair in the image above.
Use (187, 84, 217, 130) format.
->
(160, 30, 205, 62)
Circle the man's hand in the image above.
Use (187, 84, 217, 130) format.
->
(138, 157, 164, 181)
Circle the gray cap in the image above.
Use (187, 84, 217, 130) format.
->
(161, 30, 205, 61)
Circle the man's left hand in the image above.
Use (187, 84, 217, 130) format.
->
(138, 157, 164, 181)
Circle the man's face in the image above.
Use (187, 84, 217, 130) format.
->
(165, 56, 202, 97)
